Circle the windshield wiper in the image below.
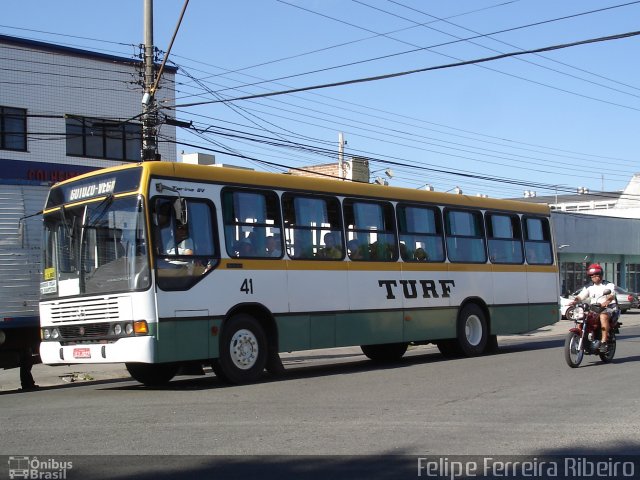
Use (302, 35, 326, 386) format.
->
(60, 204, 73, 240)
(85, 193, 114, 228)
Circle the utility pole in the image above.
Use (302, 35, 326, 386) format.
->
(338, 132, 345, 180)
(141, 0, 158, 161)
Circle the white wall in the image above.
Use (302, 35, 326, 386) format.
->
(0, 37, 176, 167)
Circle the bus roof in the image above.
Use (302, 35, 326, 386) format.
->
(53, 162, 551, 215)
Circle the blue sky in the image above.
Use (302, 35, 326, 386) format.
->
(2, 0, 640, 198)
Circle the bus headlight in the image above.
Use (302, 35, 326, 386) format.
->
(113, 324, 123, 336)
(125, 323, 134, 335)
(51, 328, 60, 340)
(42, 329, 51, 340)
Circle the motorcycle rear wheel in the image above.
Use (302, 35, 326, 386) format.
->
(564, 332, 584, 368)
(599, 333, 616, 363)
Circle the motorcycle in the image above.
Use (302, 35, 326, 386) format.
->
(564, 291, 622, 368)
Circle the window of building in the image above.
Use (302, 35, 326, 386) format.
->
(485, 213, 523, 264)
(66, 116, 141, 161)
(396, 204, 444, 262)
(221, 188, 282, 258)
(444, 209, 486, 263)
(282, 194, 343, 259)
(559, 262, 586, 296)
(626, 264, 640, 293)
(343, 199, 397, 261)
(0, 106, 27, 151)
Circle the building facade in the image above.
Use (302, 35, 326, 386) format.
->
(518, 175, 640, 294)
(0, 34, 176, 357)
(288, 156, 370, 183)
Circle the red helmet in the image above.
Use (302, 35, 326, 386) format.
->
(587, 263, 603, 276)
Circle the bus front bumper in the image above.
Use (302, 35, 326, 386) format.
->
(40, 336, 155, 364)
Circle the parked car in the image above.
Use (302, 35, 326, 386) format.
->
(615, 286, 639, 311)
(560, 285, 635, 319)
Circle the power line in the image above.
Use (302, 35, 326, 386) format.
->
(168, 54, 636, 164)
(355, 0, 640, 101)
(232, 0, 640, 94)
(164, 133, 639, 201)
(169, 118, 636, 196)
(184, 0, 523, 82)
(385, 0, 640, 96)
(170, 29, 640, 109)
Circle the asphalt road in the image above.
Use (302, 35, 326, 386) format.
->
(1, 315, 639, 478)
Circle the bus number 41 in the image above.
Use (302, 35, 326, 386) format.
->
(241, 278, 254, 294)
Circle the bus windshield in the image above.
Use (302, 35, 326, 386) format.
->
(40, 195, 150, 298)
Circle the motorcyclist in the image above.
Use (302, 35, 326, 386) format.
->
(570, 263, 617, 352)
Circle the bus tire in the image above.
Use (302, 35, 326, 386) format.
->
(360, 342, 408, 362)
(456, 304, 488, 357)
(126, 362, 179, 387)
(215, 313, 267, 384)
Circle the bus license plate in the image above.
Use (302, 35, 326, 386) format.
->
(73, 348, 91, 359)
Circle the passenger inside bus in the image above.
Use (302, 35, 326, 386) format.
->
(318, 232, 342, 259)
(347, 239, 363, 260)
(265, 235, 282, 257)
(234, 238, 254, 257)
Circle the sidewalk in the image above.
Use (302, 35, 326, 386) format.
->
(2, 313, 638, 392)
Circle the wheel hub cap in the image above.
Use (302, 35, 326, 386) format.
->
(230, 329, 258, 370)
(465, 315, 482, 346)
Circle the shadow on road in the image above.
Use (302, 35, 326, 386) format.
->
(61, 441, 640, 479)
(5, 328, 639, 394)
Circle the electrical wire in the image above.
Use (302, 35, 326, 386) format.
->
(170, 29, 640, 109)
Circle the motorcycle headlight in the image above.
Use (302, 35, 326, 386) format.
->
(573, 306, 585, 320)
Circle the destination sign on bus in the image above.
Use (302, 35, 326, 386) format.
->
(46, 167, 142, 208)
(68, 178, 116, 201)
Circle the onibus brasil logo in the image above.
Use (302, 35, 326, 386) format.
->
(8, 456, 73, 479)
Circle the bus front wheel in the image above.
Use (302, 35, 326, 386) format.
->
(213, 314, 268, 384)
(126, 362, 179, 387)
(456, 304, 488, 357)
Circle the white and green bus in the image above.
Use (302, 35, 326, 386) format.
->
(39, 162, 559, 385)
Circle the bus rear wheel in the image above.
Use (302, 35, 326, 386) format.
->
(213, 313, 267, 384)
(456, 304, 488, 357)
(361, 342, 408, 362)
(126, 362, 179, 387)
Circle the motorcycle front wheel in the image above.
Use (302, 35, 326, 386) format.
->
(599, 333, 617, 363)
(564, 332, 584, 368)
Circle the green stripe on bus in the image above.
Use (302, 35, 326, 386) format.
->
(152, 303, 557, 363)
(156, 317, 222, 363)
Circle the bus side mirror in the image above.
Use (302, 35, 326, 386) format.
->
(174, 198, 188, 228)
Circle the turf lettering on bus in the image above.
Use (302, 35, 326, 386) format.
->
(378, 279, 455, 299)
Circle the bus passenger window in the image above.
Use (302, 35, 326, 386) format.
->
(485, 213, 523, 264)
(343, 199, 397, 261)
(282, 194, 343, 260)
(444, 209, 486, 263)
(523, 216, 553, 265)
(397, 204, 445, 262)
(222, 188, 282, 259)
